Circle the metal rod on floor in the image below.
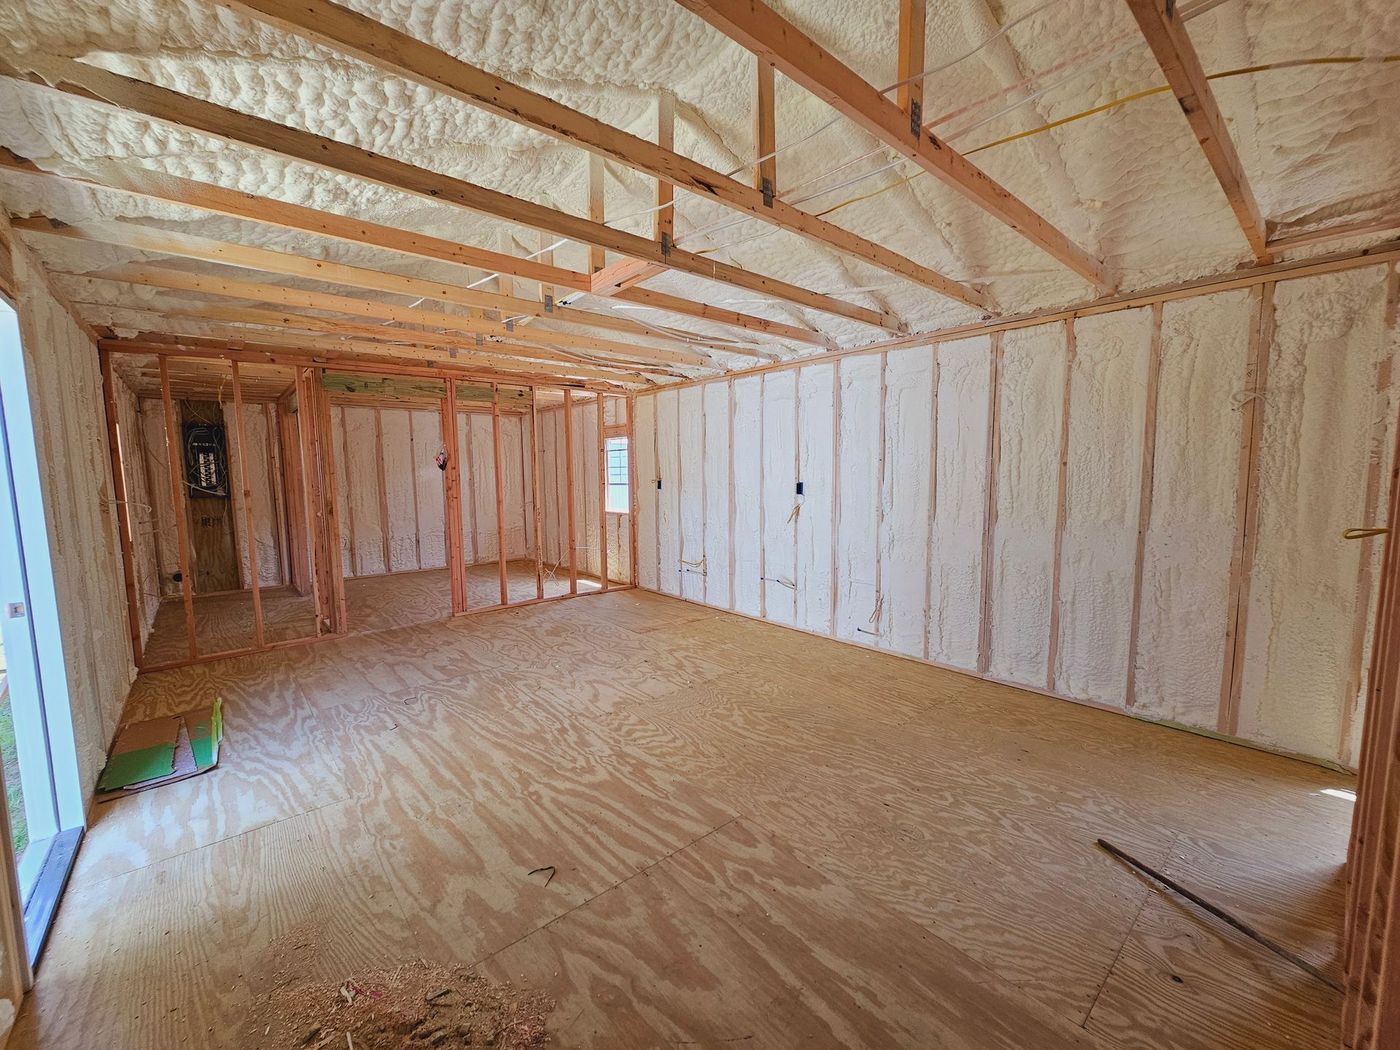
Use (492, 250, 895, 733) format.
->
(1096, 838, 1343, 993)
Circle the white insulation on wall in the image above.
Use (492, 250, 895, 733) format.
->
(333, 403, 535, 580)
(634, 264, 1400, 767)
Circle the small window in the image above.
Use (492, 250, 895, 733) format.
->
(605, 437, 630, 513)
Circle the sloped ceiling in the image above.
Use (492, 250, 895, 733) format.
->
(0, 0, 1396, 373)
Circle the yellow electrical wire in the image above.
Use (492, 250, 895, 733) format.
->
(806, 54, 1400, 224)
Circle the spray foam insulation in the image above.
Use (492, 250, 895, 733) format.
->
(635, 262, 1400, 766)
(0, 1, 1396, 361)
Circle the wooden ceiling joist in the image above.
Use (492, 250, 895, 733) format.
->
(57, 262, 720, 374)
(70, 296, 681, 376)
(99, 335, 635, 393)
(14, 215, 718, 367)
(0, 52, 902, 333)
(672, 0, 1112, 292)
(215, 0, 988, 311)
(100, 322, 655, 385)
(0, 151, 813, 352)
(77, 302, 673, 383)
(0, 150, 591, 292)
(1124, 0, 1270, 264)
(610, 286, 833, 351)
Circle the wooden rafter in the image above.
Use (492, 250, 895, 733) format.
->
(611, 286, 825, 351)
(0, 150, 819, 350)
(14, 215, 717, 365)
(214, 0, 987, 310)
(672, 0, 1110, 292)
(753, 58, 777, 199)
(81, 309, 670, 384)
(71, 296, 681, 376)
(1124, 0, 1270, 264)
(0, 150, 590, 291)
(0, 52, 903, 332)
(896, 0, 926, 124)
(100, 335, 638, 393)
(58, 261, 718, 373)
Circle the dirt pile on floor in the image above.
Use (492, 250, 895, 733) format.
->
(249, 960, 553, 1049)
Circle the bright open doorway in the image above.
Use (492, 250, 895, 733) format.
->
(0, 298, 84, 971)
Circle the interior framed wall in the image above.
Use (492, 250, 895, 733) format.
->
(635, 258, 1400, 771)
(101, 349, 637, 672)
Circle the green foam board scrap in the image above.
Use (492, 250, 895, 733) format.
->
(96, 743, 176, 793)
(188, 698, 223, 771)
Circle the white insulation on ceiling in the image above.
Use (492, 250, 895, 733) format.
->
(0, 0, 1395, 361)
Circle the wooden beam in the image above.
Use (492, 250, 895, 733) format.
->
(1124, 0, 1270, 264)
(1217, 282, 1275, 736)
(654, 95, 675, 248)
(0, 148, 591, 291)
(69, 294, 668, 369)
(99, 336, 636, 394)
(71, 298, 669, 383)
(976, 331, 1002, 675)
(158, 357, 198, 661)
(16, 216, 716, 365)
(598, 395, 610, 591)
(588, 154, 607, 275)
(214, 0, 986, 310)
(230, 360, 266, 648)
(491, 383, 509, 604)
(0, 150, 818, 351)
(754, 58, 776, 199)
(0, 52, 904, 331)
(531, 394, 544, 600)
(61, 261, 694, 372)
(1268, 215, 1400, 254)
(611, 285, 822, 351)
(1124, 302, 1164, 708)
(896, 0, 927, 123)
(99, 349, 146, 668)
(564, 390, 578, 593)
(443, 380, 466, 612)
(1046, 320, 1075, 690)
(654, 237, 1400, 393)
(672, 0, 1109, 291)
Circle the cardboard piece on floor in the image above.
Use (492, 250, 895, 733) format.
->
(95, 699, 223, 802)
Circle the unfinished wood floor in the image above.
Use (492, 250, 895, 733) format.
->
(16, 591, 1351, 1049)
(141, 561, 602, 662)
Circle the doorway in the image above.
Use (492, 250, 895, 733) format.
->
(0, 298, 85, 971)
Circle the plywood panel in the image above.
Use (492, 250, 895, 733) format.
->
(796, 364, 836, 635)
(881, 346, 934, 657)
(928, 337, 990, 669)
(1055, 309, 1151, 703)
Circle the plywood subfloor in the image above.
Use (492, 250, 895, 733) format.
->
(140, 561, 602, 663)
(17, 591, 1351, 1049)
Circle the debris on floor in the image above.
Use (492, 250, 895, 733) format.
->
(95, 699, 223, 800)
(250, 960, 553, 1049)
